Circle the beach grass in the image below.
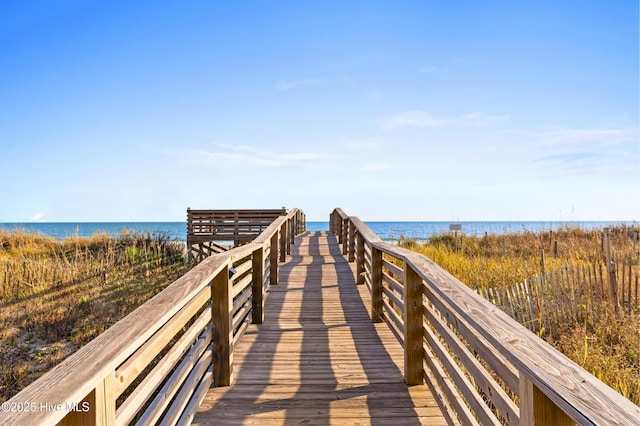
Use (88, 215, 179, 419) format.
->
(0, 229, 191, 403)
(400, 225, 639, 404)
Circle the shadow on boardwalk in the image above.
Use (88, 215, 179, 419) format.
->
(193, 231, 444, 425)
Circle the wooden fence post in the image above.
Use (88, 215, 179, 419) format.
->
(356, 232, 365, 284)
(292, 215, 298, 239)
(59, 374, 116, 426)
(519, 373, 573, 425)
(287, 218, 293, 255)
(342, 219, 348, 255)
(252, 246, 265, 324)
(280, 223, 287, 262)
(371, 247, 383, 323)
(270, 231, 279, 285)
(404, 262, 423, 385)
(300, 211, 304, 233)
(603, 228, 619, 312)
(212, 264, 233, 386)
(348, 221, 356, 262)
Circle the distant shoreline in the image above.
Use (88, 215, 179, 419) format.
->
(1, 220, 636, 242)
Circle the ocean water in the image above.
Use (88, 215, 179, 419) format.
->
(0, 220, 633, 242)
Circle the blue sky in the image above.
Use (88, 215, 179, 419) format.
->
(1, 1, 638, 222)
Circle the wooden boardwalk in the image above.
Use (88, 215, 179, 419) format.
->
(193, 231, 446, 425)
(6, 209, 636, 425)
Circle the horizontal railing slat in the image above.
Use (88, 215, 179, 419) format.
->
(383, 270, 404, 296)
(231, 273, 253, 299)
(423, 343, 479, 426)
(424, 320, 501, 425)
(134, 333, 211, 426)
(177, 368, 213, 426)
(382, 284, 404, 315)
(232, 300, 252, 333)
(382, 298, 405, 341)
(382, 258, 404, 281)
(232, 315, 252, 349)
(423, 302, 519, 424)
(382, 310, 404, 346)
(423, 282, 520, 393)
(159, 345, 213, 426)
(115, 286, 211, 396)
(115, 318, 212, 425)
(233, 288, 252, 315)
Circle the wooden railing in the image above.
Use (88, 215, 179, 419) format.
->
(330, 208, 639, 426)
(3, 209, 306, 426)
(187, 208, 305, 261)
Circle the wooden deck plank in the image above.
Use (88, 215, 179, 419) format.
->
(193, 231, 446, 425)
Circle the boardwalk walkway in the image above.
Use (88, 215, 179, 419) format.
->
(193, 231, 446, 425)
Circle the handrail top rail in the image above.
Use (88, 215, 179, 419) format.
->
(187, 208, 287, 214)
(336, 208, 640, 425)
(4, 208, 301, 425)
(348, 216, 382, 244)
(254, 209, 298, 245)
(332, 208, 348, 220)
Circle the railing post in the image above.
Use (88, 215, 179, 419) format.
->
(371, 246, 383, 323)
(348, 221, 356, 262)
(212, 264, 233, 386)
(287, 218, 293, 254)
(404, 262, 423, 385)
(356, 232, 365, 284)
(519, 373, 574, 425)
(270, 231, 279, 285)
(252, 246, 265, 324)
(342, 218, 348, 255)
(331, 212, 335, 234)
(59, 374, 116, 426)
(331, 212, 337, 235)
(279, 223, 287, 262)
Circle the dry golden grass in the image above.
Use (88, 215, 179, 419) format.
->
(0, 229, 191, 403)
(401, 225, 640, 405)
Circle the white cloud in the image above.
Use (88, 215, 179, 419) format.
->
(380, 110, 509, 129)
(538, 127, 635, 149)
(165, 144, 332, 169)
(29, 210, 48, 222)
(533, 125, 639, 176)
